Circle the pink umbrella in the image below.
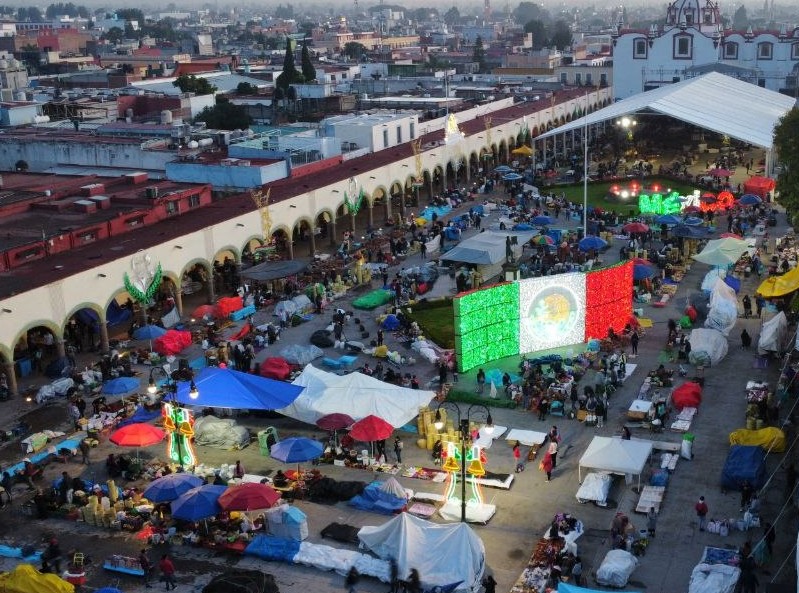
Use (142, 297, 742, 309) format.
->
(316, 413, 354, 431)
(682, 205, 702, 214)
(218, 483, 281, 511)
(622, 222, 649, 234)
(708, 168, 731, 177)
(349, 415, 393, 442)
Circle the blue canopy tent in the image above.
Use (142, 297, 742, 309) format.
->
(724, 275, 741, 293)
(671, 224, 710, 239)
(502, 173, 524, 181)
(102, 377, 140, 394)
(75, 308, 101, 332)
(175, 366, 304, 409)
(106, 300, 132, 326)
(683, 216, 704, 226)
(654, 214, 681, 226)
(133, 324, 167, 340)
(494, 165, 512, 173)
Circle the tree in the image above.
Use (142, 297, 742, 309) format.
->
(343, 41, 367, 61)
(275, 38, 304, 92)
(773, 107, 799, 223)
(513, 2, 550, 27)
(173, 74, 217, 95)
(273, 4, 294, 19)
(101, 26, 124, 43)
(443, 6, 460, 26)
(732, 5, 748, 30)
(236, 82, 258, 95)
(301, 42, 316, 82)
(195, 97, 252, 130)
(524, 20, 549, 50)
(472, 35, 486, 73)
(550, 20, 572, 50)
(17, 6, 42, 20)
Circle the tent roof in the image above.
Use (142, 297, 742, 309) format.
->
(757, 264, 799, 298)
(358, 513, 485, 591)
(441, 230, 535, 265)
(579, 436, 653, 476)
(240, 260, 308, 282)
(176, 366, 304, 410)
(278, 365, 436, 428)
(536, 72, 795, 149)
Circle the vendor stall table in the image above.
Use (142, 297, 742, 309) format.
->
(635, 485, 666, 514)
(103, 555, 145, 576)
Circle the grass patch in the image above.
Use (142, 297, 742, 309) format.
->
(553, 178, 699, 214)
(447, 389, 517, 408)
(406, 300, 455, 349)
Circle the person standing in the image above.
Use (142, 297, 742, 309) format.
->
(79, 439, 91, 465)
(740, 480, 754, 512)
(630, 331, 639, 357)
(432, 438, 443, 465)
(540, 450, 554, 482)
(742, 294, 752, 318)
(513, 441, 523, 473)
(393, 436, 403, 464)
(388, 558, 399, 593)
(547, 439, 559, 469)
(695, 496, 709, 531)
(647, 507, 658, 537)
(345, 566, 360, 593)
(406, 569, 421, 593)
(482, 574, 497, 593)
(159, 553, 177, 591)
(377, 329, 384, 347)
(419, 239, 427, 260)
(571, 556, 583, 586)
(139, 548, 153, 589)
(476, 369, 486, 394)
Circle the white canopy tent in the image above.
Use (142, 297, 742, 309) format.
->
(441, 230, 534, 280)
(536, 73, 795, 168)
(277, 364, 436, 428)
(358, 513, 485, 592)
(579, 436, 653, 490)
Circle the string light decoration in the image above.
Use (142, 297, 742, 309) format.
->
(123, 263, 163, 305)
(584, 261, 634, 341)
(638, 191, 682, 215)
(162, 402, 197, 467)
(442, 441, 486, 507)
(454, 283, 519, 372)
(518, 274, 586, 354)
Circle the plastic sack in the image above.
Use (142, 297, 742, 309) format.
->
(681, 437, 693, 460)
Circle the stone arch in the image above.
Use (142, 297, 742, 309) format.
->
(498, 139, 508, 164)
(181, 257, 215, 304)
(292, 216, 315, 256)
(13, 320, 64, 377)
(213, 246, 240, 265)
(431, 164, 444, 196)
(269, 224, 292, 259)
(566, 113, 573, 122)
(314, 208, 334, 245)
(422, 169, 433, 201)
(63, 302, 106, 353)
(468, 151, 479, 179)
(558, 115, 566, 125)
(242, 235, 265, 265)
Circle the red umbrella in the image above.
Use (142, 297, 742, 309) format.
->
(629, 258, 652, 267)
(110, 423, 165, 447)
(349, 415, 394, 442)
(708, 168, 731, 177)
(191, 304, 216, 319)
(218, 483, 281, 511)
(720, 232, 742, 239)
(622, 222, 649, 234)
(316, 413, 354, 431)
(682, 205, 702, 214)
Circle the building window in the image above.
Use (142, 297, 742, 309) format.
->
(673, 34, 693, 59)
(600, 73, 608, 86)
(758, 78, 766, 87)
(585, 73, 593, 85)
(633, 38, 648, 59)
(792, 43, 799, 60)
(560, 72, 567, 83)
(575, 73, 582, 85)
(383, 129, 389, 148)
(165, 200, 178, 214)
(79, 231, 96, 243)
(396, 126, 402, 143)
(757, 42, 773, 60)
(723, 42, 738, 60)
(189, 194, 200, 208)
(684, 9, 694, 25)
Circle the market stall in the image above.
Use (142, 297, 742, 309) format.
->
(509, 513, 582, 593)
(578, 437, 653, 491)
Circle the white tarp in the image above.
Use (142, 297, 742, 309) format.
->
(193, 415, 250, 450)
(701, 268, 726, 292)
(277, 365, 435, 428)
(693, 238, 750, 267)
(579, 437, 653, 490)
(576, 472, 613, 505)
(441, 230, 532, 265)
(688, 328, 729, 366)
(596, 549, 639, 588)
(759, 311, 789, 355)
(358, 513, 485, 592)
(534, 72, 796, 150)
(424, 234, 441, 254)
(688, 563, 740, 593)
(705, 278, 738, 336)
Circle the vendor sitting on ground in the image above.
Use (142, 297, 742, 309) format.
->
(654, 364, 673, 384)
(273, 470, 289, 488)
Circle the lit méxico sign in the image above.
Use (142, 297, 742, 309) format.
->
(639, 192, 682, 215)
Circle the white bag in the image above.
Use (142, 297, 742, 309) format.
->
(719, 522, 728, 537)
(680, 438, 693, 460)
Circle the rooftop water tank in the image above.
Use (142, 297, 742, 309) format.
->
(161, 110, 173, 124)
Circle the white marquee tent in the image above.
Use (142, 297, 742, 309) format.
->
(276, 364, 436, 428)
(579, 436, 653, 490)
(536, 72, 795, 151)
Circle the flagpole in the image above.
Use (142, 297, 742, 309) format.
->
(583, 89, 589, 238)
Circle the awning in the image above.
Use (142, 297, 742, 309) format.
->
(757, 266, 799, 298)
(240, 260, 308, 282)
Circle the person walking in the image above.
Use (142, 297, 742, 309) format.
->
(540, 450, 554, 482)
(630, 332, 639, 357)
(377, 329, 384, 347)
(139, 548, 153, 588)
(547, 439, 559, 469)
(159, 553, 177, 591)
(393, 436, 403, 464)
(513, 441, 523, 473)
(476, 369, 486, 394)
(742, 294, 752, 318)
(647, 507, 658, 537)
(419, 239, 427, 260)
(79, 439, 91, 465)
(695, 496, 709, 531)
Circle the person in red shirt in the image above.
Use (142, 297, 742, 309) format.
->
(695, 496, 709, 531)
(159, 554, 176, 590)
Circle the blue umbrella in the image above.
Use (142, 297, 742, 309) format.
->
(143, 473, 204, 503)
(654, 214, 681, 225)
(270, 437, 324, 464)
(96, 589, 123, 593)
(531, 215, 554, 226)
(502, 172, 524, 181)
(102, 376, 140, 394)
(494, 165, 512, 173)
(133, 324, 167, 340)
(671, 224, 709, 239)
(170, 485, 227, 521)
(739, 194, 762, 205)
(683, 216, 704, 226)
(578, 235, 608, 252)
(175, 366, 304, 409)
(512, 223, 533, 231)
(633, 264, 657, 280)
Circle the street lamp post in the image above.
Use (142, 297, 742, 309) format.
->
(434, 401, 493, 522)
(148, 366, 199, 469)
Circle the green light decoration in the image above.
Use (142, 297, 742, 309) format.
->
(638, 192, 682, 215)
(162, 401, 197, 467)
(442, 442, 486, 505)
(123, 263, 163, 304)
(454, 283, 520, 372)
(344, 188, 365, 216)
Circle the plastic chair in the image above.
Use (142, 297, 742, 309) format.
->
(72, 553, 85, 568)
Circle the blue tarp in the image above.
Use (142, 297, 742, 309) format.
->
(559, 583, 642, 593)
(0, 544, 42, 563)
(348, 481, 407, 515)
(444, 227, 461, 241)
(650, 469, 669, 487)
(175, 366, 304, 409)
(244, 534, 301, 562)
(513, 223, 533, 231)
(420, 205, 452, 221)
(75, 308, 101, 330)
(724, 275, 741, 293)
(381, 315, 400, 330)
(117, 406, 161, 427)
(106, 300, 132, 326)
(721, 445, 767, 490)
